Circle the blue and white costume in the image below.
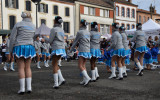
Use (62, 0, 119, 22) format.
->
(42, 42, 51, 57)
(151, 47, 158, 63)
(9, 18, 36, 59)
(90, 29, 101, 58)
(103, 49, 113, 68)
(71, 26, 91, 59)
(144, 48, 153, 64)
(34, 40, 45, 55)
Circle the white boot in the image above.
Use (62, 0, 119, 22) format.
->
(3, 62, 8, 71)
(44, 61, 48, 67)
(18, 78, 25, 94)
(82, 70, 91, 86)
(80, 76, 85, 85)
(95, 67, 99, 80)
(26, 78, 32, 93)
(91, 70, 96, 82)
(58, 69, 65, 86)
(46, 60, 50, 67)
(123, 66, 127, 77)
(53, 73, 59, 89)
(116, 67, 123, 80)
(136, 62, 143, 76)
(37, 61, 41, 69)
(58, 59, 62, 67)
(109, 67, 116, 79)
(10, 62, 15, 71)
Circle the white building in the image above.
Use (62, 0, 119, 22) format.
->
(2, 0, 75, 36)
(115, 0, 138, 30)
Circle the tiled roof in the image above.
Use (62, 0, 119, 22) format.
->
(113, 0, 138, 6)
(137, 9, 160, 15)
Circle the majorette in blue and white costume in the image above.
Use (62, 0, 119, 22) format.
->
(70, 19, 91, 86)
(9, 12, 36, 94)
(42, 42, 51, 67)
(108, 23, 125, 80)
(151, 46, 159, 63)
(119, 26, 131, 77)
(103, 49, 114, 69)
(90, 22, 102, 81)
(144, 47, 153, 65)
(44, 16, 66, 89)
(131, 23, 147, 76)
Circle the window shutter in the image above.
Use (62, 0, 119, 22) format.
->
(26, 1, 31, 11)
(54, 6, 58, 15)
(5, 0, 9, 7)
(29, 1, 31, 11)
(10, 16, 15, 29)
(16, 0, 19, 9)
(46, 4, 48, 13)
(65, 8, 69, 16)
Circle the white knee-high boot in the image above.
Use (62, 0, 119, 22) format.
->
(116, 67, 123, 80)
(18, 78, 25, 94)
(58, 59, 62, 67)
(81, 70, 91, 86)
(91, 70, 96, 82)
(26, 78, 32, 92)
(58, 69, 65, 86)
(109, 67, 116, 79)
(95, 67, 99, 80)
(37, 61, 41, 69)
(136, 62, 143, 76)
(53, 73, 59, 89)
(46, 60, 50, 67)
(3, 62, 8, 71)
(10, 62, 15, 71)
(123, 66, 127, 77)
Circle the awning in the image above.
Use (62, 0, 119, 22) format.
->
(0, 30, 11, 35)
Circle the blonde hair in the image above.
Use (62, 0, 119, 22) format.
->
(21, 11, 31, 18)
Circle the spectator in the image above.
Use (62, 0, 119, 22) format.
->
(1, 39, 7, 64)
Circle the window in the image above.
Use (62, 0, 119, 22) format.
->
(132, 25, 135, 29)
(100, 24, 104, 34)
(116, 6, 119, 16)
(105, 10, 109, 17)
(122, 7, 125, 17)
(139, 15, 141, 23)
(143, 16, 146, 23)
(5, 0, 19, 9)
(53, 5, 58, 15)
(84, 6, 89, 15)
(26, 1, 31, 11)
(122, 24, 125, 27)
(100, 9, 104, 17)
(127, 8, 130, 17)
(65, 7, 70, 16)
(38, 3, 48, 13)
(63, 22, 70, 33)
(41, 19, 46, 25)
(127, 24, 130, 30)
(132, 9, 135, 18)
(9, 15, 16, 29)
(90, 7, 95, 16)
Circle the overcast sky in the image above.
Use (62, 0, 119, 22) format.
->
(132, 0, 160, 14)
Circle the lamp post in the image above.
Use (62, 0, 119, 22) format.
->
(31, 0, 41, 29)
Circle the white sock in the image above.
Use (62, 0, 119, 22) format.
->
(58, 69, 65, 81)
(10, 62, 14, 69)
(91, 70, 96, 80)
(111, 67, 116, 76)
(58, 59, 62, 66)
(19, 78, 25, 92)
(82, 70, 91, 80)
(26, 78, 32, 91)
(95, 67, 99, 77)
(136, 62, 143, 70)
(53, 73, 59, 87)
(123, 66, 127, 74)
(119, 67, 123, 78)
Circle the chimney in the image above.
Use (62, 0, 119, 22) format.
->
(128, 0, 132, 3)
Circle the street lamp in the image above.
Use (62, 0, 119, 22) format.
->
(31, 0, 41, 28)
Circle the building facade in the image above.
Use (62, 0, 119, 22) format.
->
(115, 0, 138, 30)
(75, 0, 114, 34)
(137, 7, 160, 24)
(2, 0, 75, 36)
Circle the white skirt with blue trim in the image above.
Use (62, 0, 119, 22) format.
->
(42, 52, 50, 57)
(90, 49, 101, 58)
(51, 49, 66, 57)
(13, 45, 36, 59)
(135, 46, 148, 53)
(144, 58, 153, 64)
(78, 52, 91, 59)
(111, 48, 125, 57)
